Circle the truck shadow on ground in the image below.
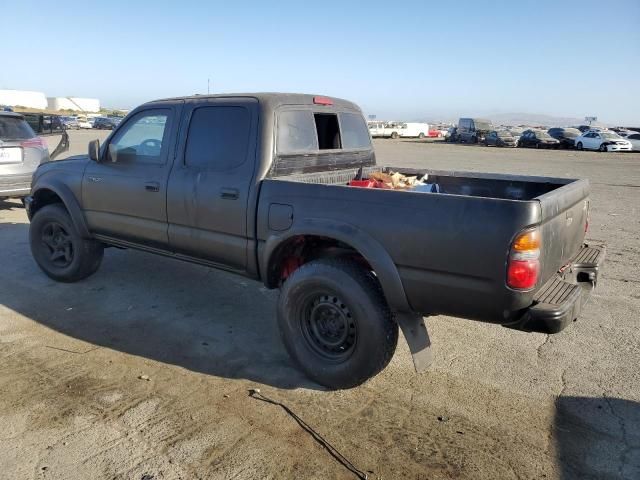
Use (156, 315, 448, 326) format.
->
(0, 222, 320, 391)
(555, 396, 639, 479)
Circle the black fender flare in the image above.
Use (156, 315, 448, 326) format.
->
(262, 217, 411, 313)
(31, 180, 91, 239)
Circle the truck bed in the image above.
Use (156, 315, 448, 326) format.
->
(259, 166, 590, 325)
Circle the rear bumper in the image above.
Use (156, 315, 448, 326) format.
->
(507, 243, 606, 334)
(0, 174, 31, 198)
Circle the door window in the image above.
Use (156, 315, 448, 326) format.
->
(184, 106, 251, 171)
(107, 110, 170, 164)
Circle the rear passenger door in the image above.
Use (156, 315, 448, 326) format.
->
(167, 97, 258, 271)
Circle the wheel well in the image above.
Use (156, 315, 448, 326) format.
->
(31, 189, 65, 216)
(266, 235, 372, 288)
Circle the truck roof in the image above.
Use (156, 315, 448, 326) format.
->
(148, 92, 362, 112)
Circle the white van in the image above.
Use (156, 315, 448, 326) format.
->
(398, 122, 429, 138)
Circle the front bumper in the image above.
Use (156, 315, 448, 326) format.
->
(508, 243, 606, 334)
(607, 144, 631, 152)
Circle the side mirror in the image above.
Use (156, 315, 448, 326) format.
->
(88, 139, 100, 162)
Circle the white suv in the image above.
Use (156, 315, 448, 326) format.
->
(575, 130, 632, 152)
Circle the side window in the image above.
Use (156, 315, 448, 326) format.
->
(277, 110, 318, 153)
(630, 134, 640, 140)
(108, 110, 170, 165)
(340, 112, 371, 149)
(184, 106, 250, 170)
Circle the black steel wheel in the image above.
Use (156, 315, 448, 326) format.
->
(30, 204, 104, 282)
(278, 258, 398, 389)
(300, 293, 357, 361)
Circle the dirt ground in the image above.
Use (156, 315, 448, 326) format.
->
(0, 133, 638, 479)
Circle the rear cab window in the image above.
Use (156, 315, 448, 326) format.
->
(276, 108, 371, 154)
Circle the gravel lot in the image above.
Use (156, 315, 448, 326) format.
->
(1, 132, 638, 479)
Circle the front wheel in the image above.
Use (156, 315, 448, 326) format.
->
(599, 143, 608, 152)
(277, 258, 398, 389)
(390, 132, 398, 139)
(576, 142, 583, 150)
(29, 204, 104, 282)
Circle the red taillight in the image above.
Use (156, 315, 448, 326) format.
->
(20, 137, 47, 150)
(313, 96, 333, 105)
(507, 229, 540, 290)
(507, 260, 540, 289)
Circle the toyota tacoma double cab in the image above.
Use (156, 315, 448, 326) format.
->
(26, 93, 605, 389)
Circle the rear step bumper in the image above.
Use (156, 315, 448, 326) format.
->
(512, 243, 606, 334)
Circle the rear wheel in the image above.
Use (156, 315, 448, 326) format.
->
(391, 132, 398, 139)
(577, 142, 583, 150)
(277, 258, 398, 389)
(599, 143, 608, 152)
(418, 132, 425, 139)
(29, 204, 104, 282)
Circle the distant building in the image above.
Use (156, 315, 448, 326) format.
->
(47, 97, 100, 113)
(0, 89, 48, 109)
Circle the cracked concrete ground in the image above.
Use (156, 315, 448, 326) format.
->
(0, 132, 638, 479)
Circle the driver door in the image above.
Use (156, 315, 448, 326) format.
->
(82, 105, 181, 248)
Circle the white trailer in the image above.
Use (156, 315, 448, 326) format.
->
(398, 122, 430, 138)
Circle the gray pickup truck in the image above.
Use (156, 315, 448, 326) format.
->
(26, 93, 605, 389)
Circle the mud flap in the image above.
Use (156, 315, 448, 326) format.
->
(395, 312, 433, 373)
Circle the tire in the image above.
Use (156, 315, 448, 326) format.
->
(29, 204, 104, 282)
(576, 142, 583, 151)
(277, 258, 398, 389)
(599, 143, 608, 152)
(418, 133, 424, 139)
(391, 132, 398, 139)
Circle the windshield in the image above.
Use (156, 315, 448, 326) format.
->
(562, 129, 581, 138)
(536, 131, 553, 139)
(497, 131, 512, 137)
(601, 132, 621, 140)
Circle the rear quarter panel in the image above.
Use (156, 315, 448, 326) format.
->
(257, 180, 542, 323)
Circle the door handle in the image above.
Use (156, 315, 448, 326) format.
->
(145, 182, 160, 192)
(220, 188, 239, 200)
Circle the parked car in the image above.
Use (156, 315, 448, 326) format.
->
(26, 93, 605, 389)
(76, 116, 93, 129)
(444, 127, 458, 142)
(576, 125, 605, 133)
(92, 117, 119, 129)
(0, 112, 50, 200)
(61, 116, 79, 130)
(623, 132, 640, 151)
(517, 129, 560, 149)
(457, 118, 493, 143)
(575, 130, 632, 152)
(548, 127, 582, 149)
(483, 130, 516, 147)
(398, 122, 429, 138)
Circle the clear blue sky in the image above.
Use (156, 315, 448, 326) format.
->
(3, 0, 639, 123)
